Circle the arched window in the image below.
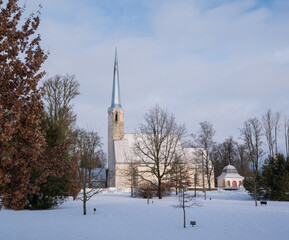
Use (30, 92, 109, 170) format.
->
(239, 181, 242, 187)
(227, 180, 230, 187)
(115, 112, 118, 122)
(232, 180, 237, 188)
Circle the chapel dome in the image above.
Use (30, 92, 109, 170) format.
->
(222, 165, 238, 174)
(217, 164, 243, 179)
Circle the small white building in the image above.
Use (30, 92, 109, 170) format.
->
(217, 165, 244, 188)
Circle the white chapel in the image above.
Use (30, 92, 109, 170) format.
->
(107, 48, 215, 189)
(217, 165, 244, 188)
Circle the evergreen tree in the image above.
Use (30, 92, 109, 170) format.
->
(27, 75, 81, 209)
(243, 175, 264, 201)
(262, 154, 289, 201)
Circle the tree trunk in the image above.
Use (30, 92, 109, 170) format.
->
(194, 174, 197, 197)
(158, 179, 162, 199)
(83, 188, 87, 215)
(208, 176, 211, 190)
(254, 178, 257, 207)
(83, 169, 87, 215)
(183, 205, 186, 228)
(202, 153, 206, 200)
(183, 190, 186, 228)
(88, 169, 91, 188)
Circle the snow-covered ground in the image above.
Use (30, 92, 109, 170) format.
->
(1, 189, 289, 240)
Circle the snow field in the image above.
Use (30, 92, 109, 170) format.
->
(1, 190, 289, 240)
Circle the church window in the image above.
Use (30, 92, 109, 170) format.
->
(115, 112, 118, 122)
(232, 180, 237, 188)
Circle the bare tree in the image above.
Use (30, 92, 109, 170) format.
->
(122, 151, 139, 197)
(240, 118, 263, 206)
(211, 144, 226, 185)
(213, 136, 238, 167)
(262, 109, 281, 157)
(43, 74, 79, 124)
(192, 121, 216, 190)
(193, 173, 198, 197)
(262, 109, 275, 157)
(273, 111, 281, 155)
(76, 129, 105, 215)
(170, 154, 191, 195)
(175, 189, 201, 228)
(211, 137, 248, 185)
(133, 105, 186, 199)
(235, 143, 250, 178)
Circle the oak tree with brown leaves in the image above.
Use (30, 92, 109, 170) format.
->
(0, 0, 48, 210)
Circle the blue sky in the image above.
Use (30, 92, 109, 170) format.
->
(15, 0, 289, 153)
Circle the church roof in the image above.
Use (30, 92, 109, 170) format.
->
(114, 134, 137, 163)
(110, 47, 122, 109)
(217, 164, 244, 179)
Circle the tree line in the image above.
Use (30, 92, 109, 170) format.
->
(123, 105, 289, 203)
(192, 109, 289, 204)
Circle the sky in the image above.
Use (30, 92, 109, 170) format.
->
(14, 0, 289, 152)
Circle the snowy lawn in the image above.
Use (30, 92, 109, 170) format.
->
(1, 189, 289, 240)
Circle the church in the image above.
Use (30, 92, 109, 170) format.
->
(107, 48, 215, 190)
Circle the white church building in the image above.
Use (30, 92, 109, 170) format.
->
(107, 48, 215, 190)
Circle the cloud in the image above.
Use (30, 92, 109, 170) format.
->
(19, 0, 289, 151)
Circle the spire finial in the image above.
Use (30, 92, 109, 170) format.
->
(110, 47, 122, 109)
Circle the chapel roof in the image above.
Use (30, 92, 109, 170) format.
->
(217, 164, 244, 179)
(114, 133, 137, 163)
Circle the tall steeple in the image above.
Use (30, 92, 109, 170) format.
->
(110, 47, 122, 109)
(108, 47, 124, 187)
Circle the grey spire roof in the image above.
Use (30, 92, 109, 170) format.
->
(110, 47, 122, 109)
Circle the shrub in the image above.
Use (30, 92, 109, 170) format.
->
(134, 182, 172, 198)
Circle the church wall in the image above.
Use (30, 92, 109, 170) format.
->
(111, 108, 124, 141)
(108, 107, 124, 188)
(108, 110, 115, 187)
(115, 163, 215, 190)
(115, 164, 131, 189)
(217, 177, 244, 188)
(115, 163, 159, 189)
(188, 169, 215, 189)
(217, 178, 225, 188)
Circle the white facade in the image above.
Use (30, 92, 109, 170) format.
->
(217, 165, 244, 188)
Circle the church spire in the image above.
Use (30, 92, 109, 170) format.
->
(110, 46, 122, 109)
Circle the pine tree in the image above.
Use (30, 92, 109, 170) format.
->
(262, 155, 289, 201)
(0, 0, 48, 209)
